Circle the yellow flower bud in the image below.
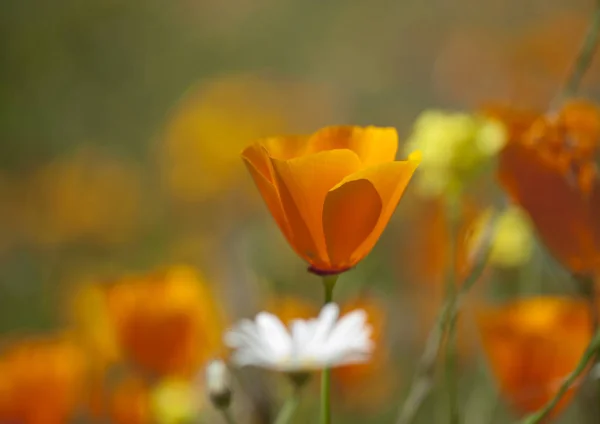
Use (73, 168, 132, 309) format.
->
(489, 206, 534, 268)
(405, 110, 507, 197)
(150, 379, 201, 424)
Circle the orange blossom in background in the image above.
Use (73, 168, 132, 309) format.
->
(488, 100, 600, 276)
(477, 296, 592, 419)
(0, 335, 86, 424)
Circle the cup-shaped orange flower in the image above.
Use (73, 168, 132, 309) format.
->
(0, 335, 86, 424)
(477, 297, 592, 419)
(242, 126, 420, 275)
(105, 266, 226, 377)
(487, 100, 600, 275)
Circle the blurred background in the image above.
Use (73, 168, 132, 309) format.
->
(0, 0, 599, 423)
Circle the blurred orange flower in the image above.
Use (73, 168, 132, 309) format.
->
(265, 295, 318, 323)
(489, 100, 600, 275)
(19, 147, 142, 246)
(332, 296, 395, 410)
(109, 376, 151, 424)
(477, 297, 592, 419)
(407, 198, 483, 287)
(105, 266, 226, 377)
(0, 335, 86, 424)
(509, 13, 600, 107)
(243, 126, 419, 275)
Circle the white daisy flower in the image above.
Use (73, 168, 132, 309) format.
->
(224, 303, 373, 371)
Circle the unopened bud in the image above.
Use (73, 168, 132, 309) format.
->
(206, 359, 232, 409)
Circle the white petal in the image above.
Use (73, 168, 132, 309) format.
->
(256, 312, 293, 358)
(326, 309, 368, 351)
(224, 302, 374, 372)
(290, 319, 316, 348)
(224, 320, 274, 366)
(308, 303, 340, 346)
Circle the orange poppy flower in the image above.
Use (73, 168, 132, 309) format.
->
(489, 100, 600, 276)
(242, 126, 420, 275)
(0, 335, 86, 424)
(105, 266, 226, 377)
(477, 297, 592, 419)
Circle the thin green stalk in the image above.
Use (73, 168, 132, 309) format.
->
(444, 194, 461, 424)
(395, 211, 497, 424)
(321, 275, 338, 424)
(274, 380, 306, 424)
(221, 409, 237, 424)
(574, 274, 600, 424)
(553, 0, 600, 105)
(274, 394, 300, 424)
(521, 331, 600, 424)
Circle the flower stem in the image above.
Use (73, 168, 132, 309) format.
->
(395, 210, 497, 424)
(221, 409, 237, 424)
(521, 330, 600, 424)
(575, 274, 600, 424)
(321, 275, 338, 424)
(274, 377, 307, 424)
(274, 394, 300, 424)
(553, 0, 600, 105)
(322, 275, 337, 304)
(444, 194, 461, 424)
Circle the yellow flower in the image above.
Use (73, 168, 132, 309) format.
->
(160, 74, 338, 202)
(70, 282, 120, 364)
(150, 379, 201, 424)
(461, 205, 534, 269)
(404, 111, 506, 196)
(489, 206, 534, 267)
(243, 126, 419, 275)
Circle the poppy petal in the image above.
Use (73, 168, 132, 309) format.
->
(307, 126, 398, 167)
(242, 144, 273, 182)
(331, 160, 419, 263)
(477, 297, 591, 417)
(261, 135, 310, 161)
(323, 179, 382, 269)
(591, 176, 600, 271)
(242, 156, 294, 245)
(271, 149, 362, 268)
(499, 142, 598, 273)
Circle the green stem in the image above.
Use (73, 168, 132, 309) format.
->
(521, 330, 600, 424)
(274, 381, 306, 424)
(551, 0, 600, 108)
(321, 275, 338, 424)
(574, 274, 600, 424)
(221, 409, 237, 424)
(395, 210, 497, 424)
(444, 194, 461, 424)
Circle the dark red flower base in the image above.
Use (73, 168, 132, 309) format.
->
(307, 266, 351, 276)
